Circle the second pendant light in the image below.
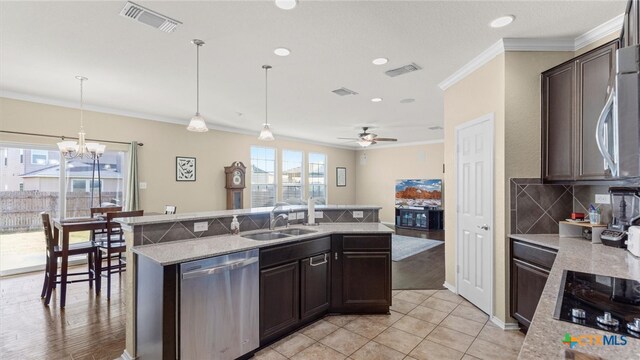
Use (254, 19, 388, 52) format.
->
(258, 65, 275, 141)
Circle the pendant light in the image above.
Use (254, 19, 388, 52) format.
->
(57, 76, 106, 159)
(187, 39, 209, 132)
(258, 65, 275, 141)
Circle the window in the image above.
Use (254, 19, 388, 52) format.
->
(71, 179, 87, 192)
(30, 150, 48, 165)
(282, 150, 303, 204)
(251, 146, 276, 207)
(308, 152, 327, 205)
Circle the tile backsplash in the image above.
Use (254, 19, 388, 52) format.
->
(510, 178, 612, 234)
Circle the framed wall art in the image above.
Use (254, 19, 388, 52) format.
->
(336, 167, 346, 187)
(176, 156, 196, 181)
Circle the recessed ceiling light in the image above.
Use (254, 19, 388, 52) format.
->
(372, 58, 388, 65)
(490, 15, 515, 28)
(274, 47, 291, 56)
(275, 0, 297, 10)
(371, 98, 383, 102)
(400, 98, 415, 103)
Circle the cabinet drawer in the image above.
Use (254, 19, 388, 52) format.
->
(342, 235, 391, 251)
(260, 236, 331, 269)
(511, 240, 557, 270)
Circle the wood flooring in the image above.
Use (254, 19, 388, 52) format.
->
(392, 228, 446, 290)
(0, 267, 126, 359)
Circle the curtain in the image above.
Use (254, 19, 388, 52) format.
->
(125, 141, 140, 211)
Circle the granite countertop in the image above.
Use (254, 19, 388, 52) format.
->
(513, 234, 640, 360)
(117, 205, 382, 226)
(132, 222, 393, 266)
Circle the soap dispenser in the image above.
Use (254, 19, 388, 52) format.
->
(230, 215, 240, 235)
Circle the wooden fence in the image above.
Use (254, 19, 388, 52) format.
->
(0, 191, 122, 233)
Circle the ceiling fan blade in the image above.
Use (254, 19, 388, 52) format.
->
(337, 137, 360, 140)
(374, 138, 398, 142)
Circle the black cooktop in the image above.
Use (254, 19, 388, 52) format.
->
(554, 270, 640, 337)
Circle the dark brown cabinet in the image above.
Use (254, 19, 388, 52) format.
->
(541, 40, 618, 182)
(259, 236, 331, 344)
(259, 261, 300, 341)
(331, 234, 391, 313)
(301, 252, 331, 320)
(510, 239, 558, 331)
(542, 62, 576, 181)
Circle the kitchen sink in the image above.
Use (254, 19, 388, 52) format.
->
(241, 232, 291, 241)
(277, 228, 318, 236)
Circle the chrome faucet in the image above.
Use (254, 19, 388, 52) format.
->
(270, 202, 290, 230)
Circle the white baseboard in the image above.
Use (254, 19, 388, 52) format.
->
(490, 316, 520, 330)
(119, 350, 136, 360)
(442, 281, 457, 293)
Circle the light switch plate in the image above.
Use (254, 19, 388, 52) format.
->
(139, 182, 147, 189)
(296, 212, 304, 220)
(595, 194, 610, 204)
(194, 222, 208, 232)
(314, 211, 324, 219)
(353, 211, 364, 218)
(289, 212, 297, 220)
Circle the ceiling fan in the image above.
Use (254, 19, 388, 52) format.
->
(338, 127, 398, 147)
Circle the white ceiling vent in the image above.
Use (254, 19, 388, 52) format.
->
(332, 87, 358, 96)
(385, 63, 422, 77)
(119, 2, 182, 33)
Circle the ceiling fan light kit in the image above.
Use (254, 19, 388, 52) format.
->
(187, 39, 209, 132)
(275, 0, 298, 10)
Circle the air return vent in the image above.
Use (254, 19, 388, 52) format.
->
(332, 87, 358, 96)
(385, 63, 422, 77)
(428, 126, 443, 130)
(119, 2, 182, 33)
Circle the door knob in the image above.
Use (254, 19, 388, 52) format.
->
(477, 224, 489, 230)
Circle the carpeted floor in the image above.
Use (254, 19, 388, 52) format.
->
(392, 234, 444, 261)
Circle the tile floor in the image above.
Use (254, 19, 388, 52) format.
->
(255, 289, 525, 360)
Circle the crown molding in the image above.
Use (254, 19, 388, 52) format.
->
(438, 39, 504, 91)
(439, 14, 624, 91)
(0, 91, 355, 151)
(502, 38, 575, 52)
(575, 13, 624, 50)
(355, 139, 444, 151)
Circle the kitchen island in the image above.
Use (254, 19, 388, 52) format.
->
(118, 206, 391, 360)
(511, 234, 640, 359)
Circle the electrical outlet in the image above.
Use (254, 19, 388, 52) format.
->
(139, 182, 147, 189)
(315, 211, 324, 219)
(595, 194, 610, 204)
(353, 211, 364, 218)
(194, 222, 208, 232)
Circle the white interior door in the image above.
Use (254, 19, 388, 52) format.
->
(456, 114, 493, 315)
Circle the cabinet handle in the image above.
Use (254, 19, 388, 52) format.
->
(310, 253, 328, 267)
(334, 252, 338, 261)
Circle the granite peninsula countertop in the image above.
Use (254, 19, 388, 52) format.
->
(132, 222, 393, 266)
(118, 205, 382, 227)
(512, 234, 640, 360)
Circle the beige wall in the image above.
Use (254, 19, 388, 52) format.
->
(443, 54, 505, 322)
(0, 98, 357, 211)
(355, 142, 444, 224)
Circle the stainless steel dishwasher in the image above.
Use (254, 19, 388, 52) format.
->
(179, 249, 259, 360)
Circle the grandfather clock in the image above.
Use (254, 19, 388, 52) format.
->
(224, 161, 246, 210)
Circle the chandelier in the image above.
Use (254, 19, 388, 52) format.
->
(57, 76, 106, 159)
